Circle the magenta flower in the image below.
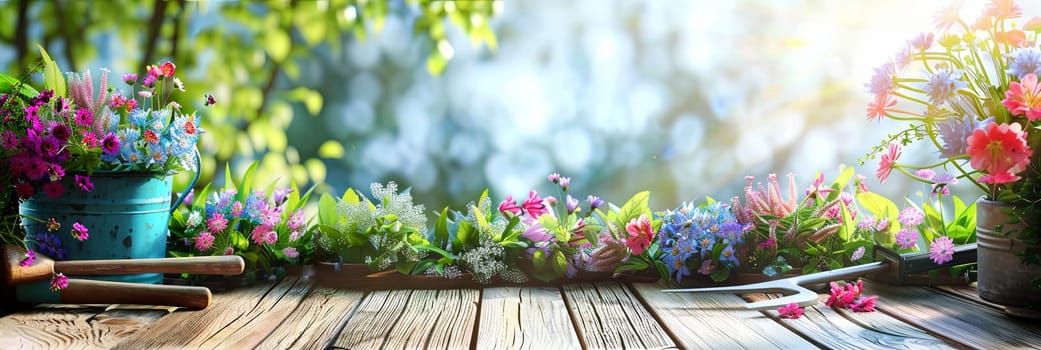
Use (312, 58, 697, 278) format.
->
(19, 249, 36, 267)
(101, 132, 120, 155)
(499, 195, 522, 216)
(587, 195, 604, 210)
(71, 222, 89, 241)
(558, 177, 571, 191)
(223, 247, 235, 256)
(230, 201, 244, 217)
(547, 173, 561, 183)
(74, 109, 94, 128)
(287, 209, 306, 231)
(777, 303, 804, 319)
(929, 236, 955, 264)
(206, 213, 229, 233)
(205, 94, 217, 107)
(50, 273, 69, 291)
(283, 247, 300, 259)
(522, 190, 548, 218)
(43, 182, 65, 199)
(876, 143, 901, 183)
(194, 231, 215, 252)
(123, 73, 138, 85)
(251, 225, 273, 245)
(851, 295, 878, 313)
(50, 123, 71, 141)
(75, 174, 93, 192)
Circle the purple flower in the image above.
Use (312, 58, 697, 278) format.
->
(123, 73, 138, 85)
(547, 173, 561, 183)
(33, 232, 66, 260)
(205, 94, 217, 107)
(851, 246, 866, 261)
(929, 236, 955, 264)
(918, 68, 967, 107)
(558, 177, 571, 191)
(1006, 47, 1041, 80)
(272, 188, 293, 206)
(74, 109, 94, 128)
(937, 115, 986, 158)
(71, 222, 89, 241)
(50, 123, 71, 142)
(40, 136, 62, 157)
(898, 207, 924, 226)
(50, 273, 69, 291)
(895, 228, 917, 249)
(865, 61, 896, 97)
(913, 169, 936, 180)
(283, 247, 300, 259)
(101, 132, 120, 155)
(587, 195, 604, 210)
(566, 195, 580, 214)
(75, 174, 93, 192)
(19, 249, 36, 267)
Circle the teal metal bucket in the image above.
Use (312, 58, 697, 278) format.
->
(20, 172, 182, 288)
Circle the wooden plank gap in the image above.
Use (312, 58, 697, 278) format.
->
(470, 288, 483, 350)
(625, 282, 697, 348)
(559, 284, 590, 350)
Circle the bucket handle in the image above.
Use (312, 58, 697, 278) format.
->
(170, 148, 202, 213)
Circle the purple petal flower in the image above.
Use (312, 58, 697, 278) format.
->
(566, 195, 580, 214)
(587, 195, 604, 210)
(75, 174, 93, 192)
(929, 236, 955, 264)
(547, 173, 561, 183)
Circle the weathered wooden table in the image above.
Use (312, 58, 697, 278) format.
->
(1, 276, 1039, 349)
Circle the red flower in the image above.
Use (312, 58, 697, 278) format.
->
(159, 61, 176, 78)
(967, 122, 1033, 184)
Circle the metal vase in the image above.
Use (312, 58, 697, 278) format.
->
(976, 197, 1041, 318)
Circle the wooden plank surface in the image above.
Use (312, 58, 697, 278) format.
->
(744, 293, 953, 350)
(0, 305, 170, 349)
(113, 276, 312, 350)
(334, 289, 479, 349)
(631, 283, 813, 349)
(562, 282, 675, 349)
(256, 288, 365, 350)
(865, 280, 1041, 349)
(476, 287, 580, 350)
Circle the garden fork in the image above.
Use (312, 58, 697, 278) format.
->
(662, 243, 977, 310)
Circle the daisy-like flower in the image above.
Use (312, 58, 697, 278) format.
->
(930, 236, 956, 264)
(777, 303, 805, 319)
(206, 213, 229, 233)
(919, 68, 968, 107)
(876, 143, 902, 183)
(1006, 48, 1041, 80)
(966, 122, 1033, 184)
(865, 62, 896, 97)
(71, 222, 89, 241)
(866, 93, 896, 122)
(1002, 73, 1041, 121)
(898, 207, 924, 226)
(50, 273, 69, 291)
(985, 0, 1022, 20)
(895, 228, 918, 249)
(101, 132, 120, 155)
(933, 0, 964, 31)
(851, 295, 879, 312)
(194, 231, 215, 252)
(913, 169, 936, 180)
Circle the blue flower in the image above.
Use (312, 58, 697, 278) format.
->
(916, 68, 968, 107)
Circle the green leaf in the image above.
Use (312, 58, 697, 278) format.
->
(435, 207, 450, 249)
(838, 202, 853, 241)
(318, 193, 339, 226)
(710, 267, 731, 282)
(614, 191, 650, 229)
(827, 166, 855, 202)
(472, 205, 490, 234)
(539, 214, 559, 232)
(38, 45, 66, 97)
(550, 250, 568, 276)
(341, 187, 360, 205)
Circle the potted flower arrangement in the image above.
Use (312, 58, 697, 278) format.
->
(167, 162, 314, 288)
(0, 50, 205, 286)
(864, 0, 1041, 316)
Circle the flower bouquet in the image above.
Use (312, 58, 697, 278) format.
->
(864, 0, 1041, 311)
(1, 49, 207, 288)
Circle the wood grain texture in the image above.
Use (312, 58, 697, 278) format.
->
(0, 306, 169, 349)
(112, 276, 313, 350)
(631, 283, 813, 349)
(562, 282, 675, 350)
(865, 280, 1041, 349)
(744, 293, 953, 350)
(476, 287, 580, 350)
(334, 289, 480, 349)
(256, 288, 365, 350)
(934, 285, 1005, 310)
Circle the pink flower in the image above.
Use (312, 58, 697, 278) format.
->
(876, 143, 902, 183)
(777, 303, 804, 319)
(159, 61, 176, 78)
(966, 122, 1033, 184)
(223, 247, 235, 256)
(71, 222, 89, 241)
(522, 190, 548, 218)
(498, 195, 522, 216)
(895, 228, 918, 249)
(230, 201, 244, 217)
(624, 215, 655, 256)
(50, 273, 69, 291)
(283, 247, 300, 259)
(75, 174, 93, 192)
(867, 93, 896, 121)
(43, 182, 65, 199)
(19, 249, 35, 267)
(206, 213, 229, 233)
(251, 225, 273, 245)
(851, 295, 878, 312)
(825, 280, 864, 308)
(1002, 73, 1041, 120)
(929, 236, 955, 264)
(194, 231, 215, 252)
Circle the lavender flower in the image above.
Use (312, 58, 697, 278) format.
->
(918, 68, 967, 107)
(1006, 47, 1041, 80)
(566, 195, 580, 214)
(587, 195, 604, 210)
(929, 236, 955, 264)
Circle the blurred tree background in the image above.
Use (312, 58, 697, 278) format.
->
(4, 0, 1024, 211)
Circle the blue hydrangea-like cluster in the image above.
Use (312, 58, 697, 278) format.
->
(657, 202, 745, 283)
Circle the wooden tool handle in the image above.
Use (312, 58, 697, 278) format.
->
(60, 279, 211, 309)
(54, 255, 245, 276)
